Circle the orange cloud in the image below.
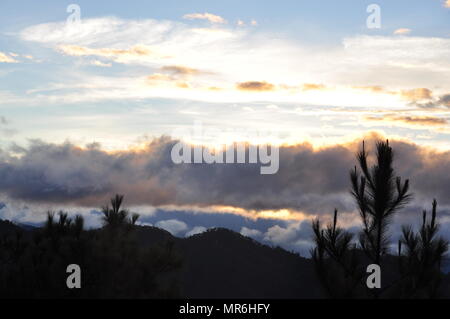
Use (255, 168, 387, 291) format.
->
(160, 65, 204, 76)
(352, 85, 385, 93)
(236, 81, 275, 92)
(208, 86, 223, 91)
(400, 88, 433, 101)
(146, 73, 172, 82)
(352, 85, 434, 102)
(301, 83, 327, 91)
(365, 114, 447, 127)
(393, 28, 412, 35)
(58, 45, 153, 58)
(0, 52, 18, 63)
(176, 82, 190, 89)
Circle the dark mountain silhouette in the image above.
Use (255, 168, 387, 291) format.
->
(0, 219, 22, 235)
(134, 225, 323, 298)
(0, 219, 323, 298)
(0, 218, 449, 298)
(176, 228, 322, 298)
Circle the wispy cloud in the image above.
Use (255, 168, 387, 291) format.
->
(400, 88, 433, 101)
(58, 44, 158, 64)
(0, 52, 18, 63)
(301, 83, 327, 91)
(365, 114, 447, 127)
(12, 17, 450, 109)
(183, 12, 227, 24)
(90, 60, 112, 67)
(236, 81, 275, 92)
(160, 65, 207, 76)
(393, 28, 412, 35)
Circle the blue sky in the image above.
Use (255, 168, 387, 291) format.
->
(1, 0, 450, 149)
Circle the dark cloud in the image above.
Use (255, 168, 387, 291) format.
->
(0, 134, 449, 218)
(0, 116, 17, 137)
(413, 93, 450, 109)
(438, 94, 450, 108)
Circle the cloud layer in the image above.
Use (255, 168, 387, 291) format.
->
(1, 134, 449, 221)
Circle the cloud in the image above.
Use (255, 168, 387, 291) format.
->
(144, 65, 209, 88)
(90, 60, 112, 67)
(0, 52, 18, 63)
(263, 222, 301, 245)
(1, 134, 450, 219)
(438, 94, 450, 107)
(400, 88, 433, 101)
(301, 83, 327, 91)
(0, 116, 17, 137)
(160, 65, 202, 75)
(186, 226, 207, 237)
(236, 81, 275, 92)
(352, 86, 436, 104)
(352, 85, 385, 93)
(58, 44, 157, 64)
(394, 28, 412, 35)
(183, 12, 227, 24)
(413, 93, 450, 109)
(17, 17, 450, 107)
(240, 227, 262, 238)
(445, 0, 450, 8)
(155, 219, 188, 235)
(365, 114, 448, 127)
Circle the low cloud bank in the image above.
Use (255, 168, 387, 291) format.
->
(0, 133, 449, 219)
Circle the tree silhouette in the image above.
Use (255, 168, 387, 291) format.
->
(350, 141, 411, 265)
(398, 199, 449, 297)
(0, 194, 182, 298)
(101, 194, 139, 228)
(312, 141, 448, 298)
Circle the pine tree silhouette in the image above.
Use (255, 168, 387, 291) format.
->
(0, 195, 182, 298)
(312, 141, 449, 298)
(102, 194, 140, 228)
(351, 141, 411, 266)
(398, 199, 449, 297)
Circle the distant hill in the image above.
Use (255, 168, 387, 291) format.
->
(132, 225, 323, 298)
(0, 219, 22, 235)
(0, 219, 323, 298)
(176, 228, 322, 298)
(1, 219, 448, 299)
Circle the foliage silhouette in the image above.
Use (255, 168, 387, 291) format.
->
(311, 141, 449, 298)
(0, 195, 181, 298)
(397, 199, 449, 297)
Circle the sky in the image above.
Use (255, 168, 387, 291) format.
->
(0, 0, 450, 256)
